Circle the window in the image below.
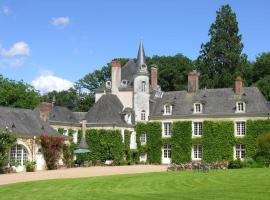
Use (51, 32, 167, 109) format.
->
(63, 129, 68, 136)
(141, 81, 146, 92)
(140, 133, 146, 145)
(193, 144, 202, 160)
(164, 104, 172, 115)
(194, 103, 202, 113)
(163, 144, 171, 158)
(235, 121, 246, 136)
(193, 122, 203, 136)
(141, 110, 146, 121)
(106, 81, 111, 89)
(235, 144, 246, 160)
(236, 101, 245, 113)
(163, 122, 172, 136)
(9, 145, 29, 165)
(121, 80, 128, 87)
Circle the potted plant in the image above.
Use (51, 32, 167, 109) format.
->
(24, 161, 36, 172)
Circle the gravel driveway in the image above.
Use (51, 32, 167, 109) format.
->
(0, 165, 167, 186)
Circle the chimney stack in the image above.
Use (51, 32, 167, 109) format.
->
(235, 76, 243, 95)
(188, 71, 199, 93)
(111, 60, 121, 94)
(151, 65, 158, 91)
(39, 106, 50, 122)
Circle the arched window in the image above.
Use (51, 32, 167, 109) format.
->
(141, 110, 146, 121)
(9, 144, 29, 165)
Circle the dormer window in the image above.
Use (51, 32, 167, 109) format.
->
(141, 110, 146, 121)
(194, 103, 202, 114)
(141, 64, 147, 72)
(105, 81, 111, 89)
(141, 81, 146, 92)
(236, 101, 245, 113)
(164, 104, 172, 115)
(121, 80, 128, 88)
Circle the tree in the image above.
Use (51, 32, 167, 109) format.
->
(252, 52, 270, 82)
(257, 133, 270, 167)
(254, 75, 270, 101)
(147, 54, 193, 91)
(196, 4, 245, 88)
(0, 75, 41, 109)
(0, 129, 16, 169)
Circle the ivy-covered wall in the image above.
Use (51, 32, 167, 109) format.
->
(85, 129, 124, 162)
(202, 121, 235, 163)
(172, 121, 192, 163)
(136, 122, 162, 164)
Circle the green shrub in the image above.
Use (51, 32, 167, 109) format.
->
(228, 159, 243, 169)
(0, 129, 16, 169)
(63, 144, 75, 168)
(24, 161, 36, 172)
(256, 132, 270, 166)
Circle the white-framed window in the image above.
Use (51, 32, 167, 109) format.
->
(163, 144, 171, 158)
(9, 145, 29, 166)
(139, 153, 147, 162)
(164, 104, 172, 115)
(73, 131, 78, 144)
(236, 101, 245, 113)
(141, 81, 146, 92)
(163, 122, 172, 137)
(193, 122, 203, 136)
(192, 144, 202, 160)
(140, 133, 146, 145)
(235, 121, 246, 136)
(141, 110, 146, 121)
(234, 144, 246, 160)
(194, 103, 202, 113)
(63, 129, 68, 136)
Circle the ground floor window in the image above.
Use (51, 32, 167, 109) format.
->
(235, 144, 246, 160)
(192, 144, 202, 160)
(163, 144, 171, 158)
(9, 144, 29, 165)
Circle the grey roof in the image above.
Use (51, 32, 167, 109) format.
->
(136, 40, 146, 69)
(35, 103, 79, 123)
(150, 87, 270, 117)
(84, 94, 127, 125)
(0, 106, 58, 137)
(73, 112, 87, 121)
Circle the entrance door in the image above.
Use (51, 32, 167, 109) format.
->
(162, 144, 171, 164)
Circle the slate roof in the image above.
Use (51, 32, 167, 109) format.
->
(150, 87, 270, 117)
(35, 103, 79, 123)
(84, 94, 127, 125)
(73, 112, 87, 121)
(0, 106, 58, 137)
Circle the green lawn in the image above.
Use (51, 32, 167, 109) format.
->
(0, 168, 269, 200)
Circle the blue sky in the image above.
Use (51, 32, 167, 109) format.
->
(0, 0, 269, 93)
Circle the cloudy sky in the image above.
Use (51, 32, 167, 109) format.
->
(0, 0, 269, 94)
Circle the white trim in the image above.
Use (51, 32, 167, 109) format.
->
(235, 101, 246, 113)
(192, 144, 202, 161)
(234, 120, 246, 137)
(163, 104, 172, 115)
(234, 144, 246, 160)
(193, 103, 203, 114)
(192, 120, 203, 137)
(162, 121, 172, 138)
(140, 133, 147, 145)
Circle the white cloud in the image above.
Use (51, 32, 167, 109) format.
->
(51, 16, 70, 28)
(32, 70, 74, 94)
(2, 6, 10, 15)
(0, 41, 30, 57)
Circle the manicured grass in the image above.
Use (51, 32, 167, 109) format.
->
(0, 168, 269, 200)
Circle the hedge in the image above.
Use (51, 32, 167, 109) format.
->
(172, 121, 192, 163)
(85, 129, 124, 162)
(136, 122, 162, 164)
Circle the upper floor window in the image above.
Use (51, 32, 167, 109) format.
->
(141, 81, 146, 92)
(140, 133, 146, 145)
(164, 104, 172, 115)
(194, 103, 202, 113)
(163, 122, 172, 137)
(193, 122, 203, 136)
(141, 110, 146, 121)
(235, 121, 246, 136)
(236, 101, 245, 113)
(234, 144, 246, 160)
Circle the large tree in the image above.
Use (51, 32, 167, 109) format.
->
(0, 75, 41, 109)
(196, 4, 246, 88)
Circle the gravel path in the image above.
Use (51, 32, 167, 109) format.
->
(0, 165, 167, 186)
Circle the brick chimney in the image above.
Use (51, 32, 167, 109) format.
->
(188, 71, 199, 93)
(111, 60, 121, 94)
(151, 65, 158, 91)
(39, 106, 50, 122)
(235, 76, 243, 95)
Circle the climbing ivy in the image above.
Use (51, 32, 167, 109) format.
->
(171, 121, 192, 163)
(136, 122, 162, 164)
(124, 130, 131, 162)
(57, 128, 64, 135)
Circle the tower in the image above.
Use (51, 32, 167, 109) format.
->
(133, 40, 150, 122)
